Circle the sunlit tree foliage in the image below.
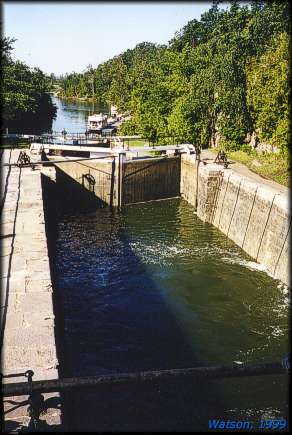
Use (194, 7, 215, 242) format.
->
(58, 1, 290, 153)
(1, 37, 57, 133)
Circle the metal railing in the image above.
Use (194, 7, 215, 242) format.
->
(2, 361, 289, 398)
(1, 360, 289, 430)
(2, 132, 195, 146)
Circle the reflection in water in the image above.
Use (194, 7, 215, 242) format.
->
(54, 199, 289, 431)
(51, 96, 108, 133)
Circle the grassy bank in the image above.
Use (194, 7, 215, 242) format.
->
(210, 148, 290, 187)
(121, 138, 148, 147)
(1, 141, 30, 149)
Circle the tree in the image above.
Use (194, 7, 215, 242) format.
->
(57, 1, 290, 153)
(246, 32, 290, 153)
(1, 37, 57, 133)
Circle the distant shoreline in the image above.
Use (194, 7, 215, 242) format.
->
(54, 94, 103, 103)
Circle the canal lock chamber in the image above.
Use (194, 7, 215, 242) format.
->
(40, 158, 290, 432)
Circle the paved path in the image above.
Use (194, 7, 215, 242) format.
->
(1, 149, 61, 431)
(201, 149, 288, 195)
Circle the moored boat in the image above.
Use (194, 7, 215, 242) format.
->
(87, 113, 108, 133)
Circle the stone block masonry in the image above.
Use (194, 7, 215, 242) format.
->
(179, 156, 199, 207)
(1, 150, 61, 431)
(181, 154, 290, 286)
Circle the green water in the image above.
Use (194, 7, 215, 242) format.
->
(55, 198, 289, 431)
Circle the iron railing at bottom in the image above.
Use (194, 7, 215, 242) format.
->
(2, 361, 289, 397)
(1, 361, 289, 431)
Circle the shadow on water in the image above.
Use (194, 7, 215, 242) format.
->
(42, 188, 224, 431)
(67, 219, 224, 431)
(42, 175, 289, 432)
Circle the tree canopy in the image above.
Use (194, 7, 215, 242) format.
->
(1, 37, 57, 134)
(58, 1, 290, 153)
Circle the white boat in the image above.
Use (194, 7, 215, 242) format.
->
(110, 105, 118, 117)
(87, 113, 108, 133)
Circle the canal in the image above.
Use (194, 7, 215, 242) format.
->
(51, 96, 108, 133)
(52, 198, 289, 431)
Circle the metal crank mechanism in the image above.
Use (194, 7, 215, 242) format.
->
(214, 150, 229, 168)
(82, 173, 96, 186)
(24, 370, 45, 432)
(17, 151, 31, 168)
(82, 172, 96, 192)
(1, 370, 45, 432)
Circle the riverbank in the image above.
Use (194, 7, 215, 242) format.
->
(56, 94, 106, 104)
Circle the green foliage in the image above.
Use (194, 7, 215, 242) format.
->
(211, 147, 290, 187)
(246, 32, 290, 154)
(58, 1, 290, 154)
(1, 37, 56, 133)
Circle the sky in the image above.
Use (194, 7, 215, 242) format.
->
(3, 1, 228, 76)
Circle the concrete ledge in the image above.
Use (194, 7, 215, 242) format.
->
(1, 150, 61, 430)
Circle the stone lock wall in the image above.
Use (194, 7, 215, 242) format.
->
(180, 156, 199, 207)
(181, 154, 290, 286)
(1, 150, 61, 431)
